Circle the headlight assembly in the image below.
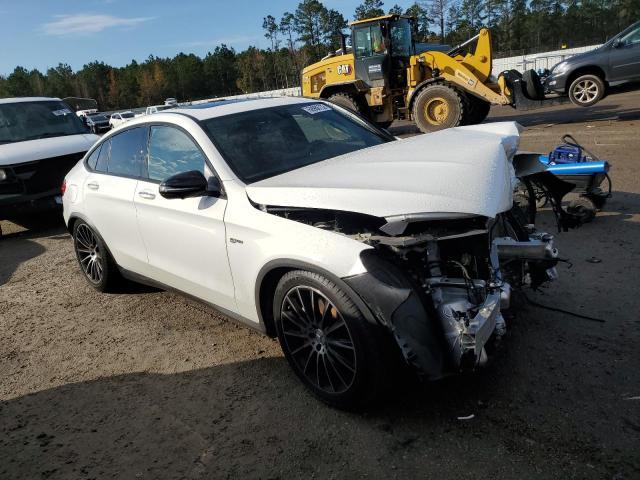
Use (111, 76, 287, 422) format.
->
(553, 61, 569, 75)
(0, 169, 7, 182)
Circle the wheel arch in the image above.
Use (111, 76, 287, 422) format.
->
(67, 213, 117, 264)
(319, 80, 368, 100)
(254, 259, 377, 339)
(565, 65, 607, 93)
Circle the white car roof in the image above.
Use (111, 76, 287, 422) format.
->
(0, 97, 62, 104)
(170, 96, 316, 121)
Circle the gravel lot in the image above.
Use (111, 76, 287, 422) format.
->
(1, 87, 639, 479)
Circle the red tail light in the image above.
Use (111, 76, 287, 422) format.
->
(61, 179, 67, 196)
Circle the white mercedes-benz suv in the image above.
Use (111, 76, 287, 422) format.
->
(63, 97, 559, 408)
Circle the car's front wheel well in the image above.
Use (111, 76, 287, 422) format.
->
(258, 267, 295, 338)
(566, 66, 607, 92)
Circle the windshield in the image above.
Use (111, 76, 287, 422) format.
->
(202, 103, 393, 183)
(0, 100, 87, 145)
(156, 105, 173, 111)
(88, 114, 108, 122)
(121, 112, 135, 118)
(390, 19, 413, 57)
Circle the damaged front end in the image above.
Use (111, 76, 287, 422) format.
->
(265, 205, 559, 379)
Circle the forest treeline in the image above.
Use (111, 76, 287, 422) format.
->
(1, 0, 637, 110)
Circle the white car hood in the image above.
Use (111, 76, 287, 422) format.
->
(246, 122, 521, 222)
(0, 134, 99, 166)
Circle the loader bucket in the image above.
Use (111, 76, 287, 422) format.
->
(500, 70, 570, 110)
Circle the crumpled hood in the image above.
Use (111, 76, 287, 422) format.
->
(246, 122, 521, 221)
(0, 134, 99, 166)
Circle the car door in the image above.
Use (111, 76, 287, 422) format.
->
(82, 127, 149, 272)
(609, 25, 640, 81)
(133, 123, 236, 311)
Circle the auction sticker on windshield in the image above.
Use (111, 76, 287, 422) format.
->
(301, 104, 332, 115)
(52, 108, 73, 116)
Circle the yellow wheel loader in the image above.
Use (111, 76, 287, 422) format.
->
(301, 14, 559, 133)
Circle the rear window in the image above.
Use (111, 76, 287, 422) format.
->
(0, 100, 87, 145)
(202, 103, 391, 183)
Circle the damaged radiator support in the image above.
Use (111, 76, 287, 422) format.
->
(422, 234, 558, 372)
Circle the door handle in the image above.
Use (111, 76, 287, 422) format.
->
(138, 190, 156, 200)
(87, 181, 99, 190)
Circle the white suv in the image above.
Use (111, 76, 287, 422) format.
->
(63, 97, 558, 408)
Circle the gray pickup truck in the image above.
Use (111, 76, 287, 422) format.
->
(544, 21, 640, 106)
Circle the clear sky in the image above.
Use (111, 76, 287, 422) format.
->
(0, 0, 418, 75)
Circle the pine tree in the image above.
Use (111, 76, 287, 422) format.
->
(354, 0, 386, 20)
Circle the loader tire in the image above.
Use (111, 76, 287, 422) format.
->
(464, 95, 491, 125)
(328, 93, 369, 118)
(412, 84, 465, 133)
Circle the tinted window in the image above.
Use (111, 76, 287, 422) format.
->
(390, 19, 412, 57)
(147, 126, 206, 182)
(202, 103, 391, 183)
(621, 25, 640, 45)
(354, 27, 373, 57)
(95, 140, 110, 172)
(0, 100, 87, 145)
(122, 112, 135, 119)
(107, 128, 147, 177)
(86, 144, 102, 170)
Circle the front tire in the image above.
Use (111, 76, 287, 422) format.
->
(412, 83, 465, 133)
(73, 221, 119, 291)
(568, 74, 605, 107)
(273, 270, 394, 409)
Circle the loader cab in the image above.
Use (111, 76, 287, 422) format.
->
(351, 15, 415, 90)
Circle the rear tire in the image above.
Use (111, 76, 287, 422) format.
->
(464, 95, 491, 125)
(273, 270, 394, 410)
(412, 83, 465, 133)
(568, 74, 605, 107)
(327, 92, 369, 118)
(73, 221, 120, 292)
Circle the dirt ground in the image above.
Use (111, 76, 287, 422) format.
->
(1, 87, 639, 480)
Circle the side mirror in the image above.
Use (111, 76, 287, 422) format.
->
(159, 170, 220, 199)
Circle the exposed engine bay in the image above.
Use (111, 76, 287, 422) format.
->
(261, 203, 560, 379)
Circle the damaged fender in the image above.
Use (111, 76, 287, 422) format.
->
(344, 250, 446, 380)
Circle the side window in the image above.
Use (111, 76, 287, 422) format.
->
(621, 26, 640, 46)
(86, 144, 102, 170)
(146, 125, 206, 182)
(354, 27, 372, 57)
(95, 140, 110, 172)
(108, 127, 147, 177)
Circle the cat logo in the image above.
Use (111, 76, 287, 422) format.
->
(337, 64, 352, 75)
